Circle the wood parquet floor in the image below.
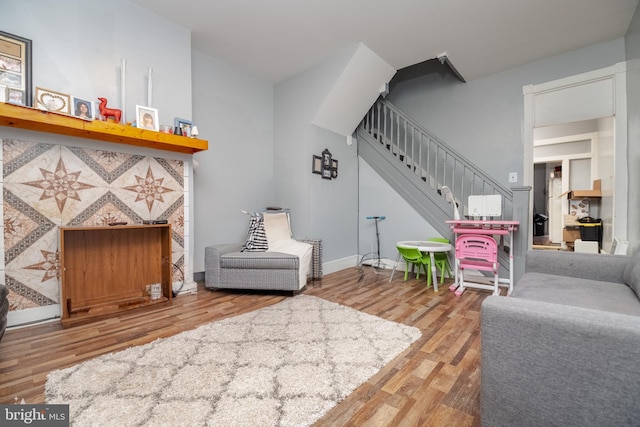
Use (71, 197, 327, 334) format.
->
(0, 266, 489, 426)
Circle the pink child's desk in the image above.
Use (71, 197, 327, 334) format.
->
(446, 220, 519, 295)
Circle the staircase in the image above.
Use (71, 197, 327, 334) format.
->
(357, 98, 523, 273)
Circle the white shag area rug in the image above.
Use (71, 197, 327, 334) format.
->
(46, 295, 421, 427)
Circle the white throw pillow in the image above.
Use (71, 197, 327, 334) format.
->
(263, 212, 292, 245)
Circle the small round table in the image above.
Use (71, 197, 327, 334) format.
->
(390, 241, 453, 291)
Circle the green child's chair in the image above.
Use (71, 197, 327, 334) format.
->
(396, 246, 430, 281)
(425, 237, 452, 287)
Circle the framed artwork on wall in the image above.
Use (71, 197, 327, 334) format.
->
(312, 155, 322, 174)
(35, 87, 71, 114)
(0, 31, 32, 107)
(137, 105, 159, 131)
(312, 149, 338, 179)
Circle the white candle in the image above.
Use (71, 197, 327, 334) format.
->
(121, 59, 126, 123)
(147, 67, 153, 107)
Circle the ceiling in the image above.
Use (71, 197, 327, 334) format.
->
(131, 0, 638, 83)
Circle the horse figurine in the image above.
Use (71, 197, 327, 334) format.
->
(97, 97, 122, 124)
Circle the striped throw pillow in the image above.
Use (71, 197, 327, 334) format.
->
(241, 215, 268, 251)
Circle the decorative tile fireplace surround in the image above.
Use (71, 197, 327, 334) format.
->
(2, 137, 193, 324)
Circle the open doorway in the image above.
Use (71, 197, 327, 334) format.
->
(523, 64, 626, 253)
(531, 118, 613, 250)
(532, 162, 560, 246)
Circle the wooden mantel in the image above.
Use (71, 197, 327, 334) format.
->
(0, 102, 208, 154)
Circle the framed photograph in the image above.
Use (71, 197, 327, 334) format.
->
(0, 31, 32, 107)
(35, 87, 71, 114)
(71, 96, 94, 120)
(174, 117, 193, 137)
(137, 105, 159, 131)
(331, 159, 338, 178)
(6, 87, 25, 106)
(312, 155, 322, 174)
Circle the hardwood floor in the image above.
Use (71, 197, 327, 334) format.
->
(0, 266, 489, 426)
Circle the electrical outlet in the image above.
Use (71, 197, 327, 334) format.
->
(508, 172, 517, 183)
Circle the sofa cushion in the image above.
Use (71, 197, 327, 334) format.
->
(221, 251, 299, 270)
(512, 272, 640, 316)
(263, 212, 292, 246)
(623, 251, 640, 297)
(269, 239, 313, 285)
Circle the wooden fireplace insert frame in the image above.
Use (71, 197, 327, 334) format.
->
(59, 224, 172, 324)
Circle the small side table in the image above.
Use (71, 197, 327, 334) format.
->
(390, 241, 453, 291)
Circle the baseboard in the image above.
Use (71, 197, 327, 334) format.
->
(358, 257, 397, 270)
(173, 280, 198, 295)
(8, 304, 61, 328)
(323, 255, 359, 275)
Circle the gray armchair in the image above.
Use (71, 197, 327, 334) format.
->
(205, 211, 322, 293)
(481, 250, 640, 426)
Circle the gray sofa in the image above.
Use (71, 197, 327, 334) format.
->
(481, 250, 640, 426)
(205, 239, 322, 293)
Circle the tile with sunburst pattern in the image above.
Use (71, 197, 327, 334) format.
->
(2, 138, 187, 314)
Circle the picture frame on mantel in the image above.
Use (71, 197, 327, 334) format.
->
(35, 87, 71, 114)
(6, 87, 25, 106)
(137, 105, 159, 131)
(71, 96, 94, 120)
(0, 31, 32, 107)
(174, 117, 193, 137)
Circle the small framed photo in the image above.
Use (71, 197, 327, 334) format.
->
(136, 105, 159, 131)
(71, 96, 94, 120)
(312, 155, 322, 174)
(174, 117, 193, 137)
(35, 87, 71, 114)
(6, 87, 24, 106)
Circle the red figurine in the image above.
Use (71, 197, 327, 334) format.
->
(97, 97, 122, 124)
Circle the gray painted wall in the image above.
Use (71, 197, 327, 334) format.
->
(385, 39, 626, 189)
(191, 51, 275, 272)
(1, 0, 198, 277)
(358, 158, 441, 263)
(1, 0, 192, 125)
(274, 46, 360, 264)
(3, 1, 638, 278)
(364, 38, 628, 256)
(626, 4, 640, 254)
